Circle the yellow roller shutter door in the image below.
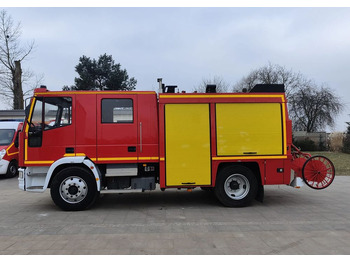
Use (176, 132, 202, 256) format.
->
(165, 104, 211, 186)
(216, 103, 283, 156)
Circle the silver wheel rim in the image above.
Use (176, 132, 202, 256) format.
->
(59, 176, 88, 204)
(224, 174, 250, 200)
(9, 165, 17, 175)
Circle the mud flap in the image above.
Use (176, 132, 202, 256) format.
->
(255, 183, 264, 203)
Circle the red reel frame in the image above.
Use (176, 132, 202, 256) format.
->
(291, 144, 311, 178)
(302, 156, 335, 190)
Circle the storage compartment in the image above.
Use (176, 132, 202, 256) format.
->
(106, 164, 137, 177)
(106, 177, 131, 189)
(131, 177, 156, 191)
(216, 103, 283, 156)
(164, 103, 211, 186)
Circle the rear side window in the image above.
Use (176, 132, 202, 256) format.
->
(101, 99, 133, 123)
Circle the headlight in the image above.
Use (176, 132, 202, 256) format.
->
(19, 170, 24, 179)
(0, 149, 5, 160)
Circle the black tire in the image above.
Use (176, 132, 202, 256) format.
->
(5, 160, 18, 178)
(200, 187, 213, 192)
(214, 165, 258, 207)
(50, 166, 99, 211)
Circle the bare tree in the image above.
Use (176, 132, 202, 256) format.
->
(193, 75, 230, 93)
(0, 10, 35, 109)
(343, 118, 350, 154)
(289, 83, 343, 132)
(233, 62, 302, 98)
(233, 62, 344, 132)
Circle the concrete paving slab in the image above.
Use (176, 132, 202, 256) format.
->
(0, 175, 350, 254)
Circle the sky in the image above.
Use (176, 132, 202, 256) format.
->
(1, 2, 350, 132)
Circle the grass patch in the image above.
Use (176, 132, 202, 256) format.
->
(307, 151, 350, 176)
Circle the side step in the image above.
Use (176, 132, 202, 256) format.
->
(26, 186, 44, 190)
(100, 189, 143, 194)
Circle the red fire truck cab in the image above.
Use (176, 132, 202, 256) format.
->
(18, 82, 335, 211)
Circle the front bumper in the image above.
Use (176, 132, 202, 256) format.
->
(18, 168, 25, 190)
(18, 167, 47, 192)
(0, 159, 10, 175)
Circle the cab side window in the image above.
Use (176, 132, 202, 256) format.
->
(28, 99, 44, 147)
(31, 99, 43, 128)
(43, 97, 72, 130)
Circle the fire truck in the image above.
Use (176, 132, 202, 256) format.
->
(17, 80, 335, 211)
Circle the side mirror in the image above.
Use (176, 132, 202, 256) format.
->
(14, 132, 19, 148)
(25, 104, 31, 120)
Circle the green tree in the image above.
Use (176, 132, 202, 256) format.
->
(71, 54, 137, 91)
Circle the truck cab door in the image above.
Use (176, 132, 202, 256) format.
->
(25, 96, 74, 165)
(96, 94, 138, 163)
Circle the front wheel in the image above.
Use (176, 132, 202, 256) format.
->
(6, 160, 18, 178)
(215, 165, 258, 207)
(50, 166, 99, 211)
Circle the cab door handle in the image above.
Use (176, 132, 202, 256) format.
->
(66, 147, 74, 154)
(128, 146, 136, 152)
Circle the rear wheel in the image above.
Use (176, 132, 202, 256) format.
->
(200, 187, 213, 192)
(50, 166, 99, 211)
(215, 165, 258, 207)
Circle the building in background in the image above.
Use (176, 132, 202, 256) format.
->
(0, 110, 25, 121)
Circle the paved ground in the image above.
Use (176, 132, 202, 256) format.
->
(0, 175, 349, 255)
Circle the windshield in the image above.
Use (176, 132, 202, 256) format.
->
(0, 129, 15, 146)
